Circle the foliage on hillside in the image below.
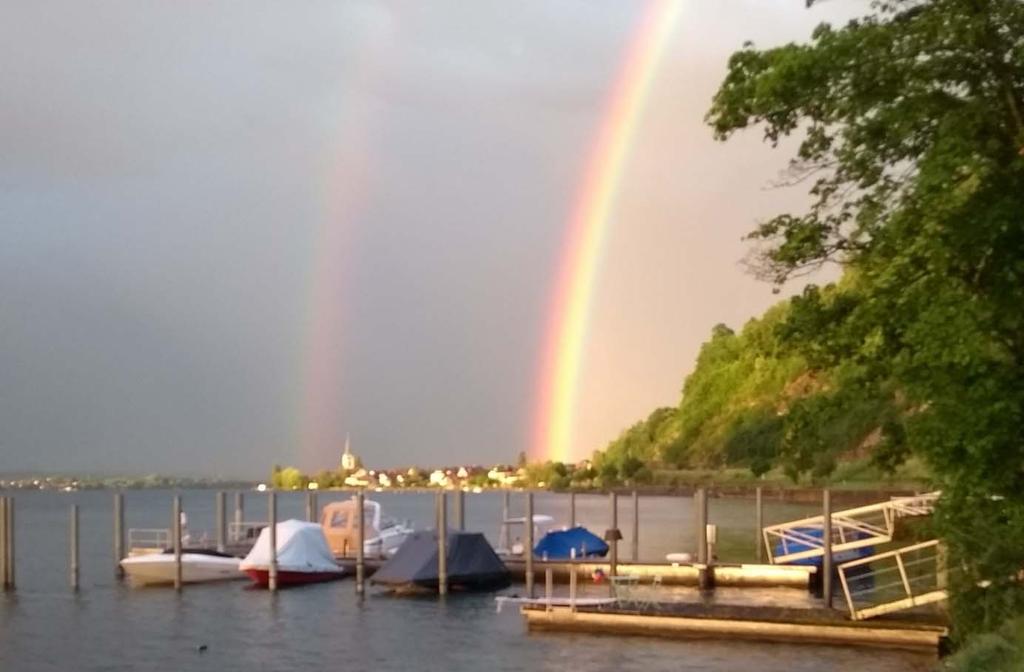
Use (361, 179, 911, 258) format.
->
(594, 284, 903, 482)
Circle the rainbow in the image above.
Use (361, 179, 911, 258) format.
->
(532, 0, 683, 464)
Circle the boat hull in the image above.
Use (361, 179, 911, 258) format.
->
(244, 568, 347, 588)
(121, 553, 244, 586)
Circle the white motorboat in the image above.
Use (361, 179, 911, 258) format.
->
(321, 498, 414, 558)
(120, 549, 244, 586)
(495, 514, 556, 556)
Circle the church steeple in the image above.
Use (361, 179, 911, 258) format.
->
(340, 433, 356, 471)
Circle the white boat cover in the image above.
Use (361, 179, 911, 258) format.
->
(240, 519, 339, 573)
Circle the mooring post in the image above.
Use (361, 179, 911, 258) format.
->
(545, 567, 553, 611)
(7, 496, 14, 589)
(569, 491, 576, 528)
(455, 489, 465, 531)
(268, 491, 278, 592)
(305, 491, 314, 523)
(310, 491, 318, 524)
(114, 492, 125, 577)
(822, 488, 833, 608)
(356, 489, 365, 596)
(437, 491, 448, 596)
(215, 491, 226, 553)
(172, 496, 182, 590)
(500, 491, 510, 551)
(696, 488, 714, 590)
(632, 490, 640, 562)
(0, 497, 6, 590)
(525, 492, 534, 598)
(609, 492, 619, 579)
(70, 504, 79, 590)
(233, 491, 244, 543)
(569, 561, 578, 612)
(755, 486, 765, 563)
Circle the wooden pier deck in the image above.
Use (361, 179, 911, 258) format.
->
(521, 602, 948, 652)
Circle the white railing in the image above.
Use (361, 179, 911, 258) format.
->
(763, 492, 940, 565)
(837, 539, 947, 620)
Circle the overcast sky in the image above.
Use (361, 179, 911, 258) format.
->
(0, 1, 849, 478)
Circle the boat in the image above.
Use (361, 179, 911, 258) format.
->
(120, 548, 244, 586)
(496, 514, 556, 556)
(320, 498, 414, 558)
(371, 529, 511, 594)
(240, 519, 347, 587)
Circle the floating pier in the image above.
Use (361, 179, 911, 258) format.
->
(521, 602, 948, 653)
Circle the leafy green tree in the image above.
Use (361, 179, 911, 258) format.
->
(707, 0, 1024, 642)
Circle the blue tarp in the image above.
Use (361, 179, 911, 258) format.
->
(533, 526, 608, 560)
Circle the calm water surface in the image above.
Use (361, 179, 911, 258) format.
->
(0, 490, 934, 671)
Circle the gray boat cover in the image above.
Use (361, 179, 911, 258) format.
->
(371, 529, 510, 590)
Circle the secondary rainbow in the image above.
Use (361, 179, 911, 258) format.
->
(532, 0, 683, 464)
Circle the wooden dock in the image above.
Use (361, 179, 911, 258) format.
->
(521, 602, 948, 652)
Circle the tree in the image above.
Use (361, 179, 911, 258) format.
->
(707, 0, 1024, 643)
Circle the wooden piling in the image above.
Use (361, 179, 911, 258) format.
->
(437, 491, 448, 596)
(631, 490, 639, 562)
(233, 491, 244, 542)
(569, 561, 578, 611)
(172, 496, 182, 590)
(823, 489, 833, 609)
(569, 491, 576, 529)
(755, 487, 764, 563)
(114, 492, 125, 577)
(6, 497, 13, 589)
(215, 491, 226, 553)
(455, 489, 465, 531)
(311, 491, 318, 523)
(69, 504, 79, 590)
(525, 492, 535, 598)
(268, 491, 278, 592)
(545, 567, 554, 611)
(500, 491, 510, 551)
(305, 491, 315, 523)
(356, 489, 365, 596)
(0, 497, 7, 590)
(696, 488, 714, 590)
(609, 492, 619, 579)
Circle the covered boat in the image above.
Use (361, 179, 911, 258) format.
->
(371, 530, 510, 593)
(533, 526, 608, 560)
(240, 519, 346, 587)
(121, 549, 244, 586)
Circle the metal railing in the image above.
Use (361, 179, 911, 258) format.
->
(127, 528, 171, 551)
(837, 539, 947, 620)
(228, 521, 267, 543)
(763, 492, 940, 565)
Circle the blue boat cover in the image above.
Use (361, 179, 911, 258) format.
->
(774, 527, 874, 566)
(533, 526, 608, 559)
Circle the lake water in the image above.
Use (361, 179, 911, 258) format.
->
(0, 489, 934, 671)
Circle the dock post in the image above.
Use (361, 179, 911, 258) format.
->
(500, 491, 510, 551)
(0, 497, 6, 590)
(545, 567, 553, 611)
(215, 491, 226, 553)
(569, 561, 578, 612)
(172, 496, 182, 590)
(608, 492, 619, 579)
(6, 497, 14, 589)
(311, 491, 318, 524)
(696, 488, 714, 590)
(233, 491, 244, 543)
(69, 504, 79, 590)
(305, 491, 314, 523)
(455, 489, 465, 531)
(631, 490, 639, 562)
(525, 492, 534, 598)
(356, 489, 365, 596)
(114, 492, 125, 577)
(268, 491, 278, 592)
(822, 489, 833, 608)
(437, 491, 448, 596)
(569, 491, 576, 528)
(755, 486, 764, 563)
